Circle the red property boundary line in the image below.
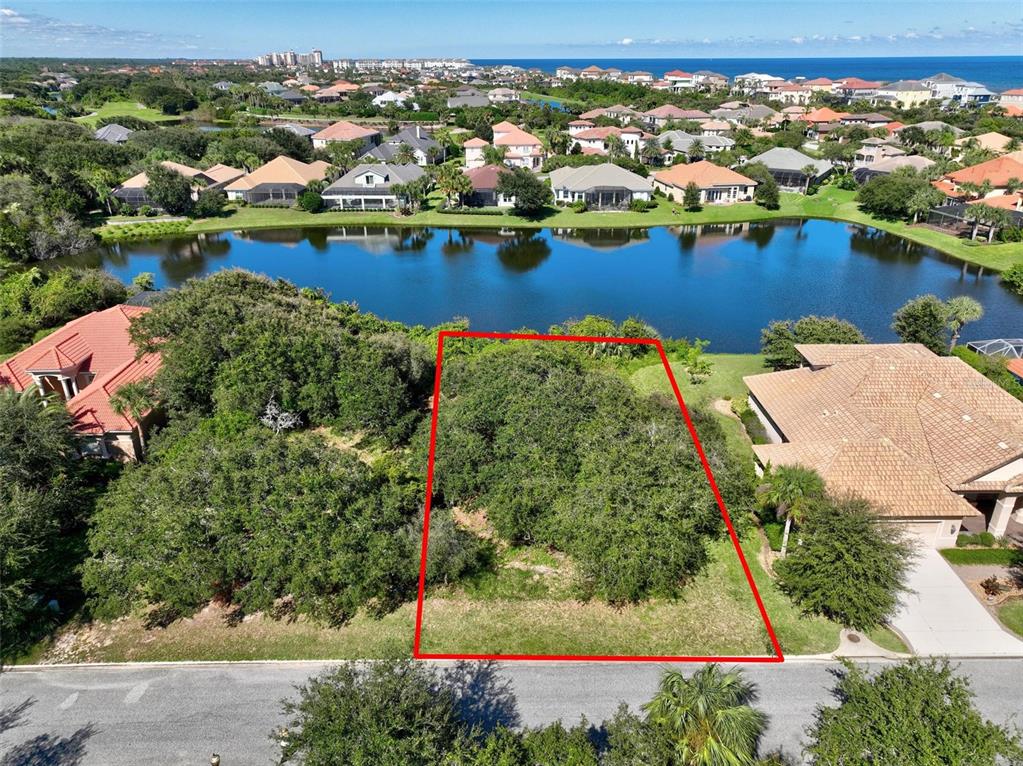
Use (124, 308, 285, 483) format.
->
(413, 330, 785, 663)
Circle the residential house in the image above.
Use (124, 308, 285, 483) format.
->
(873, 80, 932, 109)
(710, 103, 778, 125)
(580, 65, 605, 80)
(372, 90, 413, 108)
(224, 156, 331, 204)
(657, 131, 735, 161)
(999, 88, 1023, 107)
(492, 121, 545, 170)
(275, 123, 317, 139)
(463, 164, 515, 207)
(699, 120, 733, 136)
(322, 163, 427, 210)
(569, 125, 652, 157)
(931, 156, 1023, 201)
(799, 106, 850, 126)
(732, 73, 784, 95)
(952, 131, 1015, 160)
(692, 71, 729, 90)
(951, 81, 995, 105)
(852, 138, 906, 169)
(462, 136, 490, 169)
(775, 83, 813, 105)
(314, 81, 360, 102)
(839, 112, 892, 127)
(744, 343, 1023, 545)
(363, 126, 444, 165)
(0, 305, 161, 461)
(447, 93, 491, 108)
(852, 155, 936, 184)
(622, 71, 653, 84)
(653, 160, 757, 204)
(748, 147, 834, 191)
(567, 119, 596, 136)
(555, 66, 581, 81)
(488, 87, 520, 103)
(112, 161, 244, 209)
(664, 69, 696, 91)
(835, 78, 882, 100)
(94, 123, 133, 144)
(311, 120, 381, 151)
(802, 77, 835, 94)
(259, 81, 286, 94)
(642, 105, 710, 128)
(578, 104, 643, 125)
(549, 163, 653, 209)
(275, 89, 307, 105)
(212, 81, 233, 92)
(921, 73, 966, 100)
(893, 120, 966, 143)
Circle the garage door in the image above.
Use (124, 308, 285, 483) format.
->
(900, 521, 941, 548)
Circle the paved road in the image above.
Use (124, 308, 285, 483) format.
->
(2, 659, 1021, 765)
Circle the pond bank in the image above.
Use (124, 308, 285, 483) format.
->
(95, 186, 1023, 272)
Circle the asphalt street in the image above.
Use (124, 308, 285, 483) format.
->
(2, 659, 1021, 765)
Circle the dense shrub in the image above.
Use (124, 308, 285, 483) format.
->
(775, 493, 914, 630)
(760, 315, 867, 370)
(430, 342, 749, 603)
(1001, 263, 1023, 295)
(952, 346, 1023, 401)
(0, 269, 128, 338)
(297, 190, 323, 213)
(83, 413, 478, 624)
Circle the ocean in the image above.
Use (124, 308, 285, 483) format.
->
(470, 56, 1023, 93)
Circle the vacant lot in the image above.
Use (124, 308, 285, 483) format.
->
(74, 100, 181, 127)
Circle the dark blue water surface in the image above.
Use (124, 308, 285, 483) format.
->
(473, 56, 1023, 92)
(69, 220, 1022, 352)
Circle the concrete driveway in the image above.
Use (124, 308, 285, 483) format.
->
(891, 549, 1023, 656)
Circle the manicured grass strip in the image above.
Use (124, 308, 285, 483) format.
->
(998, 600, 1023, 639)
(73, 100, 180, 127)
(940, 548, 1023, 566)
(865, 625, 909, 654)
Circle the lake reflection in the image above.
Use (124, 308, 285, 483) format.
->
(58, 220, 1022, 351)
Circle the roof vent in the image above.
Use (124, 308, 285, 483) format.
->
(962, 414, 972, 422)
(932, 392, 942, 399)
(998, 441, 1009, 449)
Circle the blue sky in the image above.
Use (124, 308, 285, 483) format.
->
(1, 0, 1021, 58)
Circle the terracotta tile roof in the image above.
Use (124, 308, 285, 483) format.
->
(800, 107, 851, 124)
(654, 160, 757, 190)
(463, 163, 509, 190)
(967, 193, 1022, 211)
(945, 156, 1023, 188)
(462, 137, 490, 148)
(311, 120, 380, 142)
(1008, 359, 1023, 380)
(492, 123, 542, 147)
(953, 132, 1013, 153)
(745, 344, 1023, 517)
(0, 305, 160, 436)
(225, 156, 330, 191)
(201, 163, 245, 184)
(795, 343, 933, 367)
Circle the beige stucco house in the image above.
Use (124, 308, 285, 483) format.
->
(745, 344, 1023, 548)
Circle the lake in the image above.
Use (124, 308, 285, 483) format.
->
(67, 219, 1022, 352)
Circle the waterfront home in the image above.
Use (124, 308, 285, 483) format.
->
(653, 161, 756, 204)
(748, 147, 834, 191)
(275, 123, 317, 139)
(999, 88, 1023, 107)
(94, 123, 133, 144)
(311, 120, 381, 151)
(224, 156, 331, 204)
(664, 70, 695, 91)
(873, 80, 932, 109)
(112, 161, 244, 209)
(463, 164, 515, 207)
(492, 121, 545, 170)
(951, 81, 996, 105)
(932, 156, 1023, 201)
(0, 305, 161, 461)
(549, 163, 652, 209)
(657, 131, 735, 161)
(322, 163, 427, 210)
(362, 126, 443, 165)
(852, 155, 936, 184)
(744, 343, 1023, 545)
(921, 73, 966, 100)
(642, 105, 710, 128)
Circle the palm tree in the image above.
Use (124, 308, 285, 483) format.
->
(756, 464, 825, 556)
(945, 295, 984, 351)
(482, 144, 507, 166)
(393, 142, 417, 166)
(605, 134, 627, 160)
(687, 138, 705, 161)
(641, 136, 663, 165)
(983, 206, 1010, 242)
(643, 664, 767, 766)
(800, 164, 818, 193)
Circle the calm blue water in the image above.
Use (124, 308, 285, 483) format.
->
(65, 220, 1022, 352)
(473, 56, 1023, 92)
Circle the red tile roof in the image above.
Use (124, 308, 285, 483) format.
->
(311, 120, 380, 142)
(0, 305, 160, 436)
(945, 156, 1023, 188)
(464, 163, 510, 190)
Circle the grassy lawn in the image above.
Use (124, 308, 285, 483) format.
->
(940, 548, 1023, 566)
(631, 353, 768, 460)
(74, 100, 181, 127)
(94, 186, 1023, 271)
(519, 90, 588, 107)
(998, 600, 1023, 639)
(865, 626, 910, 654)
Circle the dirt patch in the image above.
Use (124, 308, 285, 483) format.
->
(312, 427, 377, 464)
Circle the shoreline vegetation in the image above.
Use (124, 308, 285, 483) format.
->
(94, 186, 1023, 273)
